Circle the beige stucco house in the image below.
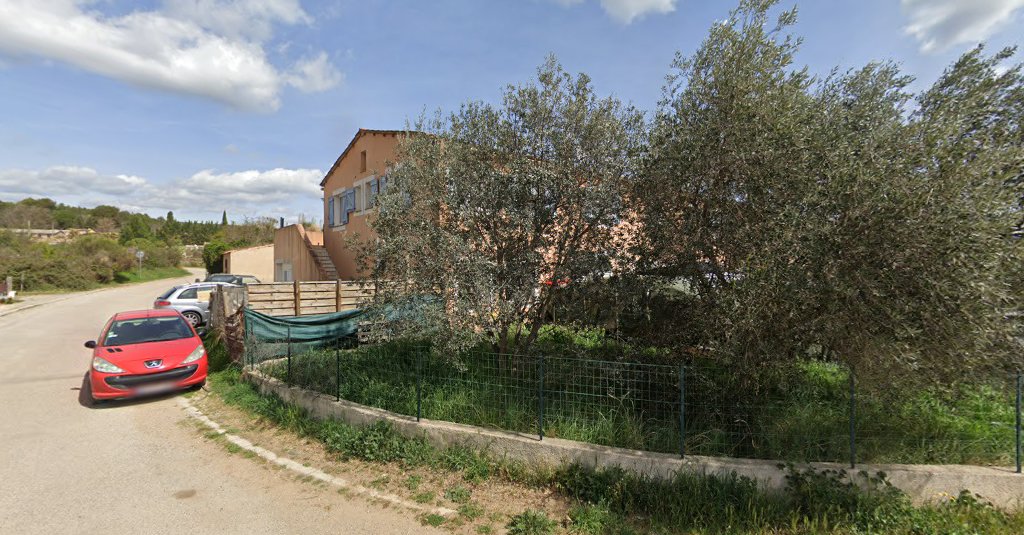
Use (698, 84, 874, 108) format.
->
(272, 223, 338, 282)
(273, 128, 404, 282)
(221, 243, 274, 283)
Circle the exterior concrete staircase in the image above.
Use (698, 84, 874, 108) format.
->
(309, 245, 339, 280)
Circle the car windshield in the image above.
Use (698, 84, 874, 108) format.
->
(103, 316, 193, 346)
(206, 274, 236, 283)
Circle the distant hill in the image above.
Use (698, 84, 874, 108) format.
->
(0, 197, 262, 246)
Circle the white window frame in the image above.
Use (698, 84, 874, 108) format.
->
(275, 260, 293, 282)
(352, 174, 378, 215)
(329, 187, 345, 228)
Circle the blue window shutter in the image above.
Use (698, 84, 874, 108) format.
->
(346, 189, 356, 213)
(379, 174, 387, 191)
(369, 179, 378, 207)
(341, 188, 355, 225)
(327, 196, 335, 226)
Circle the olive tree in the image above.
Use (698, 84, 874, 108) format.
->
(641, 0, 1023, 383)
(367, 57, 646, 354)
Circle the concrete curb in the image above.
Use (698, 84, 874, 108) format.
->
(178, 396, 456, 518)
(0, 294, 80, 318)
(243, 368, 1024, 511)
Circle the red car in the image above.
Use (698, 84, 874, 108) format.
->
(85, 309, 207, 402)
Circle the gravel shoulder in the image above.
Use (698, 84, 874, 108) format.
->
(188, 384, 568, 534)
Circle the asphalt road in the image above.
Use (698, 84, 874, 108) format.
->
(0, 271, 438, 534)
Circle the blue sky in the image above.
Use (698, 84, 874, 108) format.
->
(1, 0, 1022, 223)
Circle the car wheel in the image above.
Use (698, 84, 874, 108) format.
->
(182, 311, 202, 327)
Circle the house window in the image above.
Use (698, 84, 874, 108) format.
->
(360, 150, 367, 173)
(276, 260, 293, 282)
(353, 184, 363, 212)
(368, 178, 378, 208)
(340, 188, 355, 225)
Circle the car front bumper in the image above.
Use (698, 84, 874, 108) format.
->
(90, 361, 207, 400)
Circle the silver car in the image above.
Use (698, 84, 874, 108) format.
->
(153, 282, 235, 327)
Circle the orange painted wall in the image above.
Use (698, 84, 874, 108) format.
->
(321, 131, 400, 279)
(273, 224, 322, 282)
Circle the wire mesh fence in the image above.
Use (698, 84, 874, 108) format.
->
(242, 329, 1021, 467)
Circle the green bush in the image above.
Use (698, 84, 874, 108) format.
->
(201, 330, 232, 373)
(0, 232, 133, 290)
(568, 503, 612, 534)
(123, 238, 182, 268)
(0, 230, 192, 291)
(507, 510, 557, 535)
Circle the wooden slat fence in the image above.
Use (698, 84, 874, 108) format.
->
(245, 280, 375, 317)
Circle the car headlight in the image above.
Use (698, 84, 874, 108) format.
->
(93, 356, 124, 373)
(182, 344, 205, 364)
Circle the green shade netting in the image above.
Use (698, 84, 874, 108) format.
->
(244, 307, 364, 343)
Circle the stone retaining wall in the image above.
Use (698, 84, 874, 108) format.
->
(242, 368, 1024, 510)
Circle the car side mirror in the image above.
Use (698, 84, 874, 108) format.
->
(84, 340, 97, 349)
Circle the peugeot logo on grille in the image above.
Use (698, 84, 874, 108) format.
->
(144, 359, 163, 369)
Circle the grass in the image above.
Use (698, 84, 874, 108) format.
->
(113, 266, 191, 284)
(201, 330, 233, 373)
(444, 485, 472, 504)
(413, 491, 436, 504)
(421, 513, 445, 527)
(206, 367, 1024, 534)
(568, 503, 613, 534)
(458, 502, 485, 521)
(404, 475, 423, 491)
(507, 510, 557, 535)
(259, 335, 1015, 465)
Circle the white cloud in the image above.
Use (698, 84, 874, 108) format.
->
(0, 0, 341, 111)
(0, 165, 324, 220)
(553, 0, 676, 23)
(902, 0, 1024, 53)
(168, 168, 323, 204)
(162, 0, 312, 41)
(286, 52, 343, 92)
(599, 0, 676, 23)
(0, 166, 146, 197)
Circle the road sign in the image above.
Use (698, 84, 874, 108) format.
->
(136, 250, 145, 260)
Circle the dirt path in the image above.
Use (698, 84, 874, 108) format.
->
(0, 273, 440, 534)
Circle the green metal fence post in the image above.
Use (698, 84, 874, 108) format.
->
(335, 337, 341, 402)
(416, 347, 422, 422)
(242, 318, 248, 370)
(849, 364, 856, 469)
(538, 355, 545, 441)
(1016, 372, 1021, 474)
(286, 326, 292, 386)
(679, 364, 686, 459)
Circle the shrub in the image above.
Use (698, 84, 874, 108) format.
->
(507, 510, 557, 535)
(202, 330, 232, 372)
(124, 238, 182, 268)
(568, 503, 612, 534)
